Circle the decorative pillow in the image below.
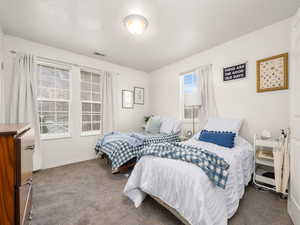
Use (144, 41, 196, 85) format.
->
(199, 130, 236, 148)
(160, 117, 174, 134)
(145, 117, 161, 134)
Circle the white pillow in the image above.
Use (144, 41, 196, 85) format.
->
(160, 117, 174, 134)
(203, 116, 243, 135)
(193, 117, 243, 142)
(172, 120, 182, 134)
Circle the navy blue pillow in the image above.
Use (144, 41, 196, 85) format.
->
(198, 130, 236, 148)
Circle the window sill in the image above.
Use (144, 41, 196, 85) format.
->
(81, 131, 101, 137)
(41, 134, 71, 141)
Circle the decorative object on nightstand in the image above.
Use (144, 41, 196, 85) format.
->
(261, 129, 272, 139)
(144, 115, 153, 123)
(179, 135, 190, 142)
(178, 130, 193, 142)
(253, 131, 289, 198)
(143, 115, 153, 131)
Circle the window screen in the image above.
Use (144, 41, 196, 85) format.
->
(80, 71, 102, 134)
(37, 64, 70, 137)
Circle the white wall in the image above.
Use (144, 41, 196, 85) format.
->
(3, 35, 150, 169)
(149, 18, 292, 142)
(1, 17, 292, 168)
(0, 24, 4, 123)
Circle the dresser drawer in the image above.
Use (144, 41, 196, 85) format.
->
(18, 182, 32, 225)
(16, 129, 34, 186)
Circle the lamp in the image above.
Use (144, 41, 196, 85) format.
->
(123, 14, 148, 35)
(184, 91, 201, 135)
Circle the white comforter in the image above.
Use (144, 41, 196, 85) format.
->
(123, 137, 254, 225)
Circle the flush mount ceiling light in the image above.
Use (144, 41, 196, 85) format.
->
(123, 14, 148, 35)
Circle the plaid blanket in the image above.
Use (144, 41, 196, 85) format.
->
(138, 142, 230, 189)
(95, 133, 180, 170)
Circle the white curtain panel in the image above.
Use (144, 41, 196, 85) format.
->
(7, 53, 42, 170)
(102, 71, 117, 134)
(196, 64, 218, 127)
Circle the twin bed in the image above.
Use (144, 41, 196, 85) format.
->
(95, 131, 180, 173)
(124, 137, 254, 225)
(96, 116, 254, 225)
(95, 116, 182, 173)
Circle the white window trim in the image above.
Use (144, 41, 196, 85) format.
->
(80, 70, 103, 136)
(80, 130, 101, 137)
(37, 61, 72, 140)
(41, 133, 72, 140)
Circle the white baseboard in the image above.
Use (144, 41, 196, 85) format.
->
(42, 156, 97, 170)
(288, 195, 300, 225)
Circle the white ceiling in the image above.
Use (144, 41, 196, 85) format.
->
(0, 0, 299, 72)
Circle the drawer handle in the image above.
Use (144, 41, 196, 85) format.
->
(25, 145, 35, 151)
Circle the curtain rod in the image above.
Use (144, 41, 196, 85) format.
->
(9, 50, 120, 75)
(179, 64, 212, 76)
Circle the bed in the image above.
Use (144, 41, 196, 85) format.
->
(95, 116, 182, 173)
(95, 132, 180, 173)
(124, 117, 254, 225)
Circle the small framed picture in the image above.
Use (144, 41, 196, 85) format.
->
(122, 90, 134, 109)
(223, 62, 247, 82)
(257, 53, 288, 93)
(134, 87, 144, 105)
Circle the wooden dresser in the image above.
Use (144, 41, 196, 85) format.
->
(0, 124, 34, 225)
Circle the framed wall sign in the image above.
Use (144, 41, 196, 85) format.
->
(134, 87, 144, 105)
(122, 90, 134, 109)
(256, 53, 288, 93)
(223, 62, 247, 81)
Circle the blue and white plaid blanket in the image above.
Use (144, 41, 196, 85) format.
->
(139, 142, 230, 189)
(95, 133, 180, 170)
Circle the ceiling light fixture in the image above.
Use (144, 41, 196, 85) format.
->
(94, 51, 106, 57)
(123, 14, 148, 35)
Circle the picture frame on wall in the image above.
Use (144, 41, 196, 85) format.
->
(223, 62, 247, 82)
(122, 90, 134, 109)
(134, 87, 144, 105)
(256, 53, 288, 93)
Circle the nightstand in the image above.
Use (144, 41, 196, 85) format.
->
(253, 134, 286, 195)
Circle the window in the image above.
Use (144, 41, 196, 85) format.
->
(80, 70, 102, 135)
(181, 72, 201, 120)
(37, 64, 71, 139)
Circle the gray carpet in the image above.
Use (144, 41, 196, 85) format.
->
(31, 159, 293, 225)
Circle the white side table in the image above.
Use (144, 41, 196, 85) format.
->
(253, 134, 287, 197)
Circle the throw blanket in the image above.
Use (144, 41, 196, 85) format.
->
(138, 142, 230, 189)
(95, 133, 180, 170)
